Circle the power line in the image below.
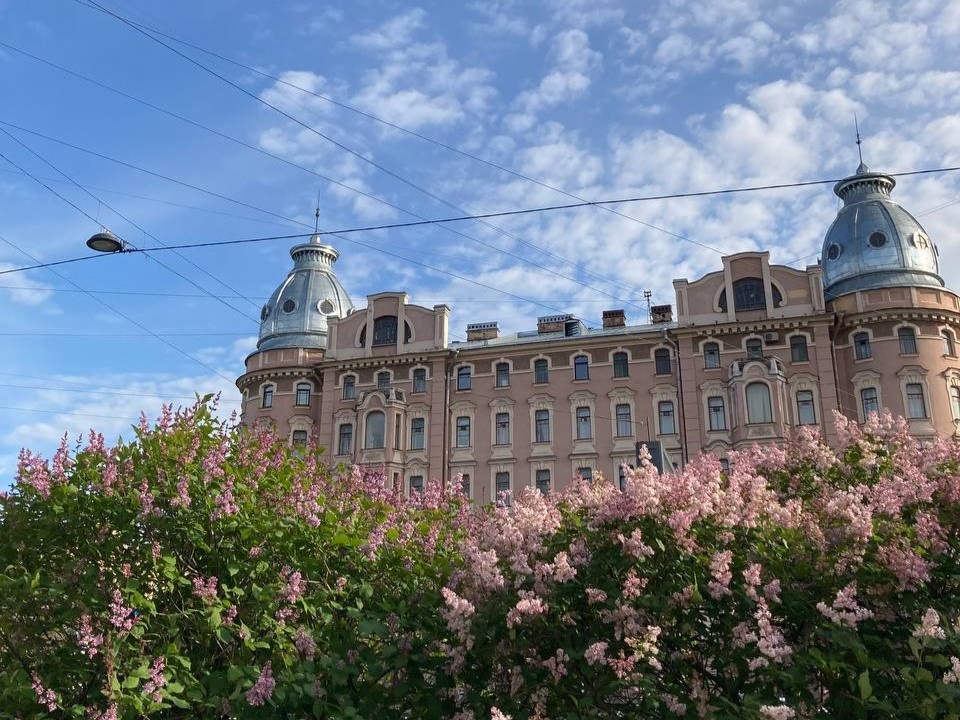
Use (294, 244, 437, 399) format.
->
(0, 382, 199, 401)
(0, 404, 143, 422)
(68, 0, 657, 310)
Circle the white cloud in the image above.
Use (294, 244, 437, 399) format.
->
(350, 8, 426, 51)
(0, 265, 54, 305)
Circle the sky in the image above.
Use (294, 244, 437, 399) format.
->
(1, 0, 960, 482)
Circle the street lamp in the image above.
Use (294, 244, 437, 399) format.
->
(85, 229, 127, 253)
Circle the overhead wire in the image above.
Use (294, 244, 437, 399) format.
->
(67, 0, 658, 312)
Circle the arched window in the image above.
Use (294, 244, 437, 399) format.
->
(746, 383, 773, 424)
(898, 327, 918, 355)
(372, 316, 398, 346)
(365, 411, 385, 449)
(573, 355, 589, 380)
(295, 382, 311, 406)
(703, 342, 720, 369)
(612, 352, 629, 378)
(719, 278, 783, 312)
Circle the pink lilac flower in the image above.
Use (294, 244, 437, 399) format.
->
(622, 569, 647, 599)
(617, 529, 655, 559)
(142, 657, 166, 702)
(86, 704, 118, 720)
(759, 706, 796, 719)
(912, 607, 946, 640)
(586, 587, 607, 604)
(294, 628, 316, 659)
(490, 707, 512, 720)
(584, 641, 608, 665)
(31, 673, 58, 711)
(707, 549, 733, 599)
(245, 662, 276, 706)
(944, 656, 960, 684)
(279, 567, 306, 604)
(192, 575, 218, 602)
(505, 592, 547, 628)
(77, 614, 104, 658)
(109, 590, 137, 632)
(816, 583, 873, 628)
(662, 694, 687, 715)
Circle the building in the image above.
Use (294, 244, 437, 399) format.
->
(236, 162, 960, 501)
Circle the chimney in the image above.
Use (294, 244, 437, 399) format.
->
(466, 321, 499, 341)
(602, 309, 626, 328)
(651, 304, 673, 324)
(537, 313, 573, 334)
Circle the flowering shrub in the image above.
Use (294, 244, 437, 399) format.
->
(0, 399, 466, 718)
(2, 405, 960, 719)
(442, 412, 960, 719)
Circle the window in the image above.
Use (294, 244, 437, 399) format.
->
(746, 338, 763, 361)
(943, 330, 956, 357)
(796, 390, 816, 425)
(534, 359, 549, 384)
(719, 458, 730, 474)
(534, 409, 550, 443)
(898, 327, 918, 355)
(495, 412, 510, 445)
(495, 362, 510, 388)
(718, 278, 782, 313)
(704, 342, 720, 369)
(578, 467, 593, 483)
(658, 401, 675, 435)
(372, 316, 398, 345)
(342, 376, 356, 400)
(790, 335, 809, 363)
(618, 465, 628, 491)
(746, 383, 773, 424)
(952, 387, 960, 420)
(295, 382, 311, 406)
(456, 366, 472, 391)
(575, 406, 592, 440)
(461, 473, 471, 498)
(535, 469, 551, 494)
(410, 418, 425, 450)
(861, 387, 879, 418)
(854, 332, 871, 360)
(456, 416, 471, 447)
(412, 369, 427, 393)
(613, 352, 629, 378)
(395, 417, 401, 447)
(615, 403, 632, 437)
(708, 396, 726, 431)
(409, 475, 424, 494)
(377, 372, 391, 391)
(906, 383, 927, 419)
(654, 349, 671, 375)
(574, 355, 589, 380)
(292, 430, 308, 446)
(261, 385, 274, 408)
(495, 471, 511, 503)
(338, 423, 353, 455)
(365, 411, 385, 449)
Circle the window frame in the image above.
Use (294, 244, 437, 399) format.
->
(906, 382, 928, 419)
(703, 342, 721, 369)
(746, 338, 763, 361)
(456, 366, 472, 391)
(654, 348, 671, 375)
(612, 351, 629, 378)
(377, 372, 391, 391)
(707, 395, 726, 431)
(337, 423, 353, 456)
(861, 387, 880, 418)
(898, 327, 918, 355)
(534, 409, 551, 443)
(615, 403, 632, 437)
(494, 412, 510, 446)
(658, 400, 676, 435)
(495, 362, 511, 388)
(533, 358, 549, 384)
(455, 416, 471, 448)
(951, 386, 960, 420)
(796, 389, 816, 425)
(790, 335, 809, 363)
(853, 332, 872, 360)
(535, 469, 551, 495)
(410, 417, 425, 450)
(573, 355, 590, 381)
(746, 382, 773, 424)
(409, 475, 424, 494)
(412, 368, 427, 393)
(342, 375, 356, 400)
(575, 406, 592, 440)
(292, 429, 308, 447)
(372, 315, 398, 346)
(943, 330, 956, 357)
(495, 471, 511, 503)
(364, 411, 386, 449)
(295, 381, 311, 406)
(261, 384, 274, 409)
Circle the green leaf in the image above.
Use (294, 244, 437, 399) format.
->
(858, 670, 873, 701)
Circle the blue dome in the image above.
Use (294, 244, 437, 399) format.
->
(257, 235, 354, 351)
(821, 163, 942, 298)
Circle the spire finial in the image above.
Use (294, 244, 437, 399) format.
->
(313, 187, 321, 234)
(854, 112, 864, 165)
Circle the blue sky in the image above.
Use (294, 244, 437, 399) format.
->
(2, 0, 960, 481)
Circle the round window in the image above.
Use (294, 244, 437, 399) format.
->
(868, 231, 886, 248)
(260, 306, 270, 321)
(282, 299, 296, 313)
(827, 244, 841, 260)
(318, 299, 336, 314)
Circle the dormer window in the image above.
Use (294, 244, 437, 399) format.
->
(868, 231, 887, 248)
(718, 278, 782, 312)
(373, 316, 398, 345)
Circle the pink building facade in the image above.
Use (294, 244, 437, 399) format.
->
(236, 163, 960, 500)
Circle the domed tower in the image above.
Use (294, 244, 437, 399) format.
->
(824, 162, 960, 437)
(236, 235, 354, 442)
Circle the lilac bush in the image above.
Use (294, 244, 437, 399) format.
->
(2, 403, 960, 719)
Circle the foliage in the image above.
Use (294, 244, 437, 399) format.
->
(0, 399, 466, 718)
(3, 404, 960, 719)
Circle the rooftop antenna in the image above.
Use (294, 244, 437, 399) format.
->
(854, 112, 864, 165)
(313, 187, 321, 234)
(643, 289, 653, 323)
